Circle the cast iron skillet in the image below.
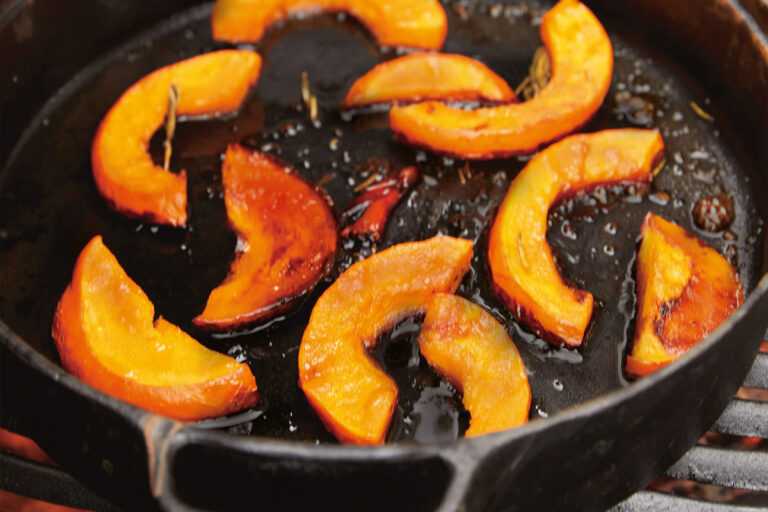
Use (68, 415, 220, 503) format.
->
(1, 0, 767, 510)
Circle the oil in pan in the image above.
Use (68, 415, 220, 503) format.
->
(0, 0, 764, 444)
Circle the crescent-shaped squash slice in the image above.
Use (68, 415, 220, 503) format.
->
(193, 145, 338, 330)
(626, 213, 743, 377)
(52, 236, 259, 421)
(298, 236, 473, 445)
(92, 50, 261, 226)
(212, 0, 447, 50)
(389, 0, 612, 159)
(488, 129, 665, 347)
(418, 294, 530, 437)
(342, 53, 516, 108)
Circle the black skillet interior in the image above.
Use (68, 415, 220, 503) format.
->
(2, 1, 768, 511)
(1, 0, 765, 446)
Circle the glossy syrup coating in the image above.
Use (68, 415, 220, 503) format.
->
(52, 236, 259, 421)
(3, 0, 762, 442)
(626, 213, 743, 376)
(389, 0, 613, 159)
(212, 0, 447, 50)
(419, 293, 530, 437)
(298, 237, 473, 444)
(488, 129, 665, 347)
(91, 50, 261, 226)
(343, 53, 516, 108)
(194, 144, 338, 330)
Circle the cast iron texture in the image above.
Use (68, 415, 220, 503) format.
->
(1, 0, 767, 511)
(0, 449, 119, 512)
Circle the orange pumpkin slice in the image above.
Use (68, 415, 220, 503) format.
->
(488, 129, 665, 347)
(52, 236, 259, 421)
(342, 53, 516, 108)
(298, 236, 473, 445)
(626, 213, 743, 377)
(212, 0, 447, 50)
(419, 294, 530, 437)
(193, 145, 338, 330)
(389, 0, 612, 159)
(92, 50, 261, 226)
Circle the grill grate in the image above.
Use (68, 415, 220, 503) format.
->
(612, 341, 768, 511)
(744, 353, 768, 389)
(2, 340, 768, 511)
(613, 491, 768, 512)
(667, 447, 768, 491)
(712, 399, 768, 438)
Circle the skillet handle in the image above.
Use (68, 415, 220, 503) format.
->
(432, 446, 487, 512)
(147, 424, 493, 512)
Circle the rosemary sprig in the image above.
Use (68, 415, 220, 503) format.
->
(515, 47, 551, 101)
(163, 84, 180, 172)
(689, 101, 714, 122)
(301, 71, 319, 121)
(353, 173, 380, 193)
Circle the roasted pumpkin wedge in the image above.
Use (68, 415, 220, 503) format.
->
(419, 294, 530, 437)
(341, 165, 418, 239)
(626, 213, 743, 377)
(212, 0, 447, 50)
(389, 0, 612, 158)
(342, 53, 516, 108)
(92, 50, 261, 226)
(52, 236, 259, 421)
(488, 129, 665, 347)
(299, 236, 473, 445)
(193, 145, 338, 330)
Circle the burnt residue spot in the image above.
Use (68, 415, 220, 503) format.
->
(692, 193, 734, 232)
(283, 257, 305, 278)
(653, 298, 679, 353)
(656, 299, 674, 322)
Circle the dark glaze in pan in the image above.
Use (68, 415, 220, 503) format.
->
(0, 0, 766, 510)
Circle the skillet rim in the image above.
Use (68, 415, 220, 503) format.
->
(1, 0, 768, 509)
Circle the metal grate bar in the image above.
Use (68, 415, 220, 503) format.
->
(666, 446, 768, 491)
(611, 490, 768, 511)
(711, 399, 768, 438)
(743, 353, 768, 389)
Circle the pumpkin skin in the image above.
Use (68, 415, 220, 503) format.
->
(488, 129, 665, 347)
(52, 236, 259, 422)
(389, 0, 612, 159)
(625, 213, 743, 377)
(298, 236, 473, 445)
(91, 50, 261, 226)
(418, 293, 531, 437)
(212, 0, 447, 50)
(193, 145, 338, 330)
(342, 53, 516, 108)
